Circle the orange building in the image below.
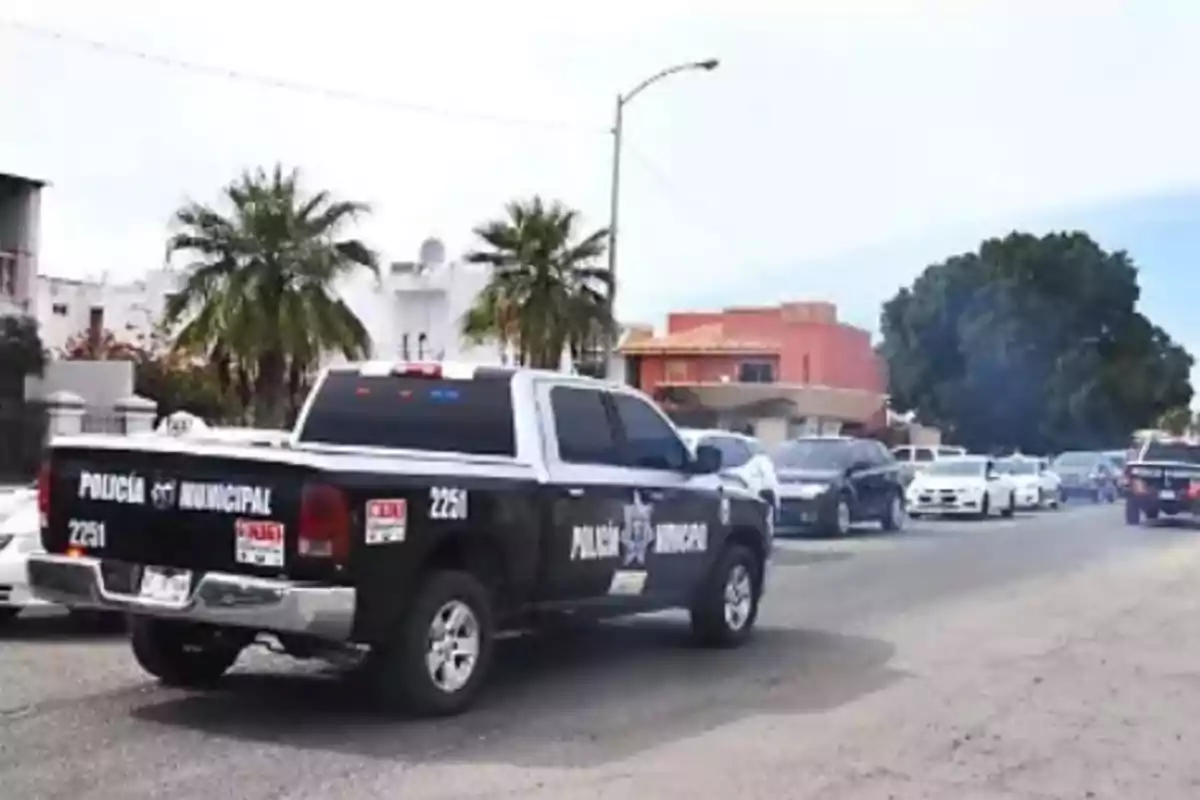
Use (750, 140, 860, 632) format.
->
(618, 301, 888, 445)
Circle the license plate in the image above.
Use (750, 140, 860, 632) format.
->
(1161, 490, 1177, 500)
(235, 519, 286, 567)
(139, 566, 192, 604)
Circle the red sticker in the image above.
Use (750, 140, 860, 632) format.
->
(366, 499, 408, 544)
(235, 519, 285, 566)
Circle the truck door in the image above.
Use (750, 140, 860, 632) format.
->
(536, 383, 633, 603)
(608, 391, 722, 602)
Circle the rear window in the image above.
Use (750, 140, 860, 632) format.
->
(1143, 442, 1200, 464)
(297, 372, 516, 456)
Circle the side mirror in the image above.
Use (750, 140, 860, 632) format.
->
(690, 443, 723, 475)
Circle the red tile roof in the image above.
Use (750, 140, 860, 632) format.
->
(618, 322, 779, 354)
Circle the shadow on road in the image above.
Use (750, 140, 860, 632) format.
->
(0, 611, 126, 642)
(129, 619, 903, 768)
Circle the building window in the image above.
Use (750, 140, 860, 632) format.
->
(737, 361, 775, 383)
(52, 303, 68, 316)
(664, 360, 689, 382)
(0, 256, 15, 296)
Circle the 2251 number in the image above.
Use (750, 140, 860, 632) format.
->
(429, 487, 468, 520)
(68, 518, 106, 549)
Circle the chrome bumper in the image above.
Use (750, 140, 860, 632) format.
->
(26, 555, 356, 642)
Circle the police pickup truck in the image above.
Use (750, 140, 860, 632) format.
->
(1124, 437, 1200, 526)
(27, 362, 772, 716)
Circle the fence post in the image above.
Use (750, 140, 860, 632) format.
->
(116, 395, 159, 435)
(45, 390, 86, 438)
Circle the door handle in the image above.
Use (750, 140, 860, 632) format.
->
(566, 487, 585, 497)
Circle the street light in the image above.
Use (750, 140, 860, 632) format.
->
(605, 58, 720, 373)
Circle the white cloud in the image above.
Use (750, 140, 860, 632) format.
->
(4, 0, 1200, 330)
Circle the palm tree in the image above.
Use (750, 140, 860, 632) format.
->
(462, 196, 612, 370)
(164, 164, 378, 427)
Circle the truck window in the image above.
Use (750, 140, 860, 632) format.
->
(296, 372, 516, 456)
(550, 387, 620, 465)
(1143, 441, 1200, 464)
(914, 448, 935, 462)
(611, 393, 690, 471)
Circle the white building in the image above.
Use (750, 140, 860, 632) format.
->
(0, 172, 44, 318)
(35, 268, 180, 354)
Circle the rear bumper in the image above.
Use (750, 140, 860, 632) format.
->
(26, 555, 355, 642)
(0, 543, 52, 609)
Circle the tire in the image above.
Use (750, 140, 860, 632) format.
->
(1000, 493, 1016, 518)
(880, 492, 906, 532)
(0, 607, 20, 625)
(368, 570, 495, 717)
(1125, 500, 1140, 526)
(690, 543, 761, 648)
(822, 497, 852, 537)
(976, 494, 990, 520)
(130, 617, 244, 688)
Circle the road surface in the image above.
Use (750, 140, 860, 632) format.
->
(3, 502, 1199, 799)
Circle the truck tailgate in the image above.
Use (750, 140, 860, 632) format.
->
(45, 445, 312, 578)
(1127, 461, 1200, 496)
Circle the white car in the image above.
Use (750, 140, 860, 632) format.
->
(0, 487, 51, 622)
(997, 457, 1062, 510)
(905, 455, 1018, 518)
(679, 428, 781, 508)
(892, 444, 967, 486)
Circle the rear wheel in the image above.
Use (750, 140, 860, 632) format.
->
(368, 570, 495, 717)
(1125, 500, 1140, 526)
(130, 618, 244, 687)
(690, 543, 761, 648)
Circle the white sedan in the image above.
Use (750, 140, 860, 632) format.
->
(998, 457, 1062, 510)
(679, 428, 781, 508)
(905, 456, 1018, 518)
(0, 487, 51, 622)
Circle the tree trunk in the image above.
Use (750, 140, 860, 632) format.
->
(253, 350, 289, 429)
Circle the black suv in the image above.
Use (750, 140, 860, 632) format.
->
(771, 437, 906, 536)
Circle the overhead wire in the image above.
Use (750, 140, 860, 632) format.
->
(0, 18, 607, 135)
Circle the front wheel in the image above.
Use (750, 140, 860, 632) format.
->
(130, 617, 244, 687)
(0, 607, 20, 625)
(976, 494, 991, 520)
(1000, 493, 1016, 518)
(690, 543, 761, 648)
(880, 493, 906, 532)
(368, 570, 495, 717)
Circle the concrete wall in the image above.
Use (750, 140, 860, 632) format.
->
(25, 360, 135, 407)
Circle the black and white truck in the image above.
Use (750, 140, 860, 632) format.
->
(1123, 437, 1200, 526)
(27, 362, 773, 715)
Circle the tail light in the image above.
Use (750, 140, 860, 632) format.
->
(298, 483, 351, 562)
(36, 461, 51, 528)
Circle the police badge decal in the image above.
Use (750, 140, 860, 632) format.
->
(150, 480, 177, 511)
(620, 490, 655, 567)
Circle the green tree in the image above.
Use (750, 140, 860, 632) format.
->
(164, 165, 379, 427)
(1158, 406, 1195, 436)
(879, 231, 1193, 452)
(0, 314, 45, 400)
(462, 196, 612, 370)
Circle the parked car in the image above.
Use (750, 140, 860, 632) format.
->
(0, 488, 49, 623)
(891, 444, 967, 486)
(679, 428, 780, 510)
(27, 362, 773, 716)
(1102, 450, 1131, 496)
(1124, 438, 1200, 526)
(996, 456, 1062, 510)
(772, 437, 906, 536)
(1051, 451, 1119, 502)
(906, 455, 1017, 519)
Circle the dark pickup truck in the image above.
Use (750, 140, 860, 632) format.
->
(1123, 438, 1200, 526)
(28, 362, 773, 715)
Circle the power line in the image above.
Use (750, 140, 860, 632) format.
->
(1, 19, 607, 134)
(621, 141, 743, 256)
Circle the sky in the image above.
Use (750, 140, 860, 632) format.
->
(4, 0, 1200, 391)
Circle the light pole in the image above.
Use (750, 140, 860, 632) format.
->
(605, 58, 719, 375)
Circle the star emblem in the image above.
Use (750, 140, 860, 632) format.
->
(620, 490, 655, 567)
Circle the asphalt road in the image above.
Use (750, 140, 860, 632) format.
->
(0, 501, 1186, 799)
